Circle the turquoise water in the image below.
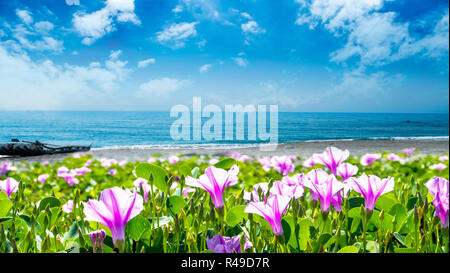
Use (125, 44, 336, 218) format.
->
(0, 111, 448, 148)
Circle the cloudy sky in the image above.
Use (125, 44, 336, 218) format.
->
(0, 0, 448, 112)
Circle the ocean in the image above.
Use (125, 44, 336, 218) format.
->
(0, 111, 448, 148)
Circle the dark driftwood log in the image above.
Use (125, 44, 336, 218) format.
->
(0, 141, 91, 157)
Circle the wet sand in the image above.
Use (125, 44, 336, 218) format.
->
(1, 140, 448, 163)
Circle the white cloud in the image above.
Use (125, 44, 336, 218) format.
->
(199, 63, 212, 73)
(241, 20, 265, 34)
(34, 21, 54, 34)
(156, 22, 198, 49)
(0, 45, 132, 110)
(241, 12, 252, 20)
(16, 9, 33, 25)
(73, 0, 140, 45)
(232, 57, 248, 67)
(5, 24, 64, 54)
(173, 5, 183, 13)
(137, 78, 188, 98)
(177, 0, 221, 21)
(295, 0, 449, 67)
(65, 0, 80, 5)
(137, 58, 156, 68)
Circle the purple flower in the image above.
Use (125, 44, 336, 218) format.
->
(185, 165, 239, 210)
(305, 169, 330, 201)
(271, 180, 304, 199)
(271, 156, 295, 176)
(226, 152, 241, 160)
(302, 156, 316, 168)
(83, 187, 144, 250)
(258, 157, 272, 171)
(425, 177, 449, 228)
(0, 177, 19, 199)
(57, 166, 69, 176)
(168, 156, 180, 164)
(303, 173, 344, 213)
(1, 163, 17, 176)
(312, 147, 349, 174)
(101, 158, 118, 168)
(360, 153, 381, 166)
(348, 174, 394, 211)
(387, 153, 402, 162)
(63, 200, 74, 213)
(74, 167, 91, 176)
(430, 163, 447, 171)
(439, 155, 449, 162)
(244, 182, 269, 202)
(89, 230, 107, 253)
(59, 171, 79, 186)
(147, 157, 157, 163)
(108, 169, 117, 176)
(207, 234, 253, 253)
(37, 174, 50, 184)
(245, 194, 291, 236)
(133, 178, 157, 203)
(119, 161, 128, 168)
(402, 148, 416, 157)
(336, 163, 358, 180)
(182, 187, 196, 198)
(239, 155, 250, 162)
(209, 158, 219, 165)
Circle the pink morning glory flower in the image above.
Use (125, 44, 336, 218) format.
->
(133, 178, 157, 203)
(271, 156, 295, 176)
(271, 180, 304, 199)
(244, 182, 269, 202)
(101, 158, 118, 168)
(147, 157, 157, 163)
(348, 174, 394, 212)
(1, 163, 17, 176)
(402, 148, 416, 157)
(57, 166, 69, 176)
(182, 187, 196, 198)
(302, 173, 344, 213)
(168, 156, 180, 164)
(302, 156, 316, 168)
(239, 155, 250, 162)
(312, 147, 349, 175)
(258, 157, 272, 171)
(59, 171, 79, 186)
(0, 177, 19, 199)
(185, 165, 239, 210)
(336, 163, 358, 181)
(119, 161, 128, 168)
(209, 158, 219, 165)
(84, 159, 92, 167)
(430, 163, 447, 171)
(41, 161, 49, 167)
(37, 174, 50, 184)
(305, 169, 330, 201)
(425, 177, 449, 228)
(89, 230, 107, 253)
(108, 169, 117, 176)
(226, 152, 241, 160)
(439, 155, 449, 162)
(83, 187, 144, 251)
(74, 167, 91, 176)
(245, 194, 291, 236)
(387, 153, 402, 162)
(360, 153, 382, 166)
(63, 200, 74, 213)
(207, 234, 253, 253)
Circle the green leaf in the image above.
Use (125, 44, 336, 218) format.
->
(0, 198, 13, 218)
(366, 241, 380, 253)
(337, 246, 359, 253)
(406, 197, 418, 211)
(38, 197, 61, 211)
(226, 205, 246, 227)
(179, 164, 192, 178)
(394, 248, 416, 253)
(135, 163, 168, 192)
(389, 203, 407, 231)
(375, 193, 399, 212)
(298, 218, 313, 251)
(347, 197, 365, 209)
(191, 167, 199, 179)
(63, 222, 79, 242)
(281, 218, 291, 243)
(214, 158, 237, 170)
(166, 196, 187, 216)
(393, 232, 406, 247)
(126, 215, 151, 241)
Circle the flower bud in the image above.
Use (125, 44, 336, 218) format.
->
(89, 230, 106, 253)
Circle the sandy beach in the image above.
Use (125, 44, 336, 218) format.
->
(1, 140, 448, 163)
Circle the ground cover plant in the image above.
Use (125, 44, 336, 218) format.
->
(0, 147, 448, 253)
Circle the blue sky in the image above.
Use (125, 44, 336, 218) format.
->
(0, 0, 448, 112)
